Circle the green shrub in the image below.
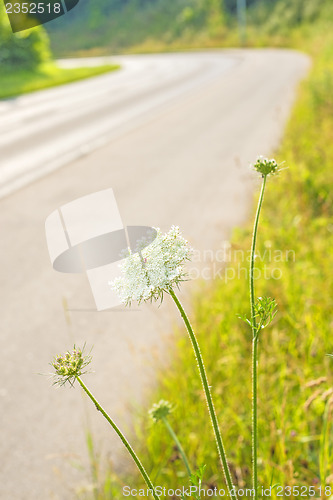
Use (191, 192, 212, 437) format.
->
(0, 4, 51, 69)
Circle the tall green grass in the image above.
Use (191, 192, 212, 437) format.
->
(79, 29, 333, 500)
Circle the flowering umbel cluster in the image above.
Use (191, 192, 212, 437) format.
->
(110, 226, 193, 305)
(253, 156, 279, 177)
(149, 400, 173, 423)
(51, 346, 91, 387)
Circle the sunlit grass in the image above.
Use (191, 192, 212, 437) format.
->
(0, 62, 120, 99)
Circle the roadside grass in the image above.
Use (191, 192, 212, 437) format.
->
(78, 29, 333, 500)
(0, 62, 120, 99)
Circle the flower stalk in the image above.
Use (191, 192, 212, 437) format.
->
(162, 416, 192, 477)
(76, 377, 159, 500)
(51, 348, 159, 500)
(149, 400, 203, 500)
(250, 157, 279, 499)
(170, 289, 237, 500)
(250, 175, 266, 500)
(111, 227, 237, 498)
(149, 400, 192, 478)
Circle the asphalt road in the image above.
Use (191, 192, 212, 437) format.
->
(0, 50, 310, 500)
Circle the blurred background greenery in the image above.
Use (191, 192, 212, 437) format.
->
(2, 0, 333, 95)
(0, 2, 119, 98)
(0, 2, 50, 67)
(46, 0, 333, 55)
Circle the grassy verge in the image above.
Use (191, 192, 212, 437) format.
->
(78, 28, 333, 500)
(0, 62, 120, 99)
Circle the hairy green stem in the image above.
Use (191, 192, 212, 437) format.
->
(170, 290, 237, 500)
(250, 175, 267, 499)
(77, 377, 159, 500)
(162, 417, 192, 477)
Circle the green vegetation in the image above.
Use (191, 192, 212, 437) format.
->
(77, 17, 333, 500)
(0, 62, 120, 99)
(47, 0, 333, 55)
(0, 3, 50, 67)
(0, 4, 119, 98)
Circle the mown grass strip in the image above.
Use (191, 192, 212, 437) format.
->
(0, 62, 120, 99)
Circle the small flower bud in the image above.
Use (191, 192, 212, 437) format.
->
(254, 296, 277, 329)
(51, 345, 91, 387)
(149, 400, 173, 423)
(253, 156, 279, 177)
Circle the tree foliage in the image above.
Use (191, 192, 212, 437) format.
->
(46, 0, 333, 55)
(0, 4, 51, 68)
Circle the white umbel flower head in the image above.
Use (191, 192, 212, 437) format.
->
(110, 226, 193, 305)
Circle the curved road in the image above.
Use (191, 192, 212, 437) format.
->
(0, 50, 309, 500)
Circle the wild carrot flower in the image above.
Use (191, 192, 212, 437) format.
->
(253, 156, 279, 177)
(51, 346, 91, 387)
(248, 156, 279, 500)
(50, 345, 159, 500)
(111, 225, 237, 499)
(110, 226, 193, 305)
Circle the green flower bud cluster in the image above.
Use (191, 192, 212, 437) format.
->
(149, 400, 173, 423)
(254, 296, 277, 330)
(52, 346, 91, 386)
(253, 156, 279, 177)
